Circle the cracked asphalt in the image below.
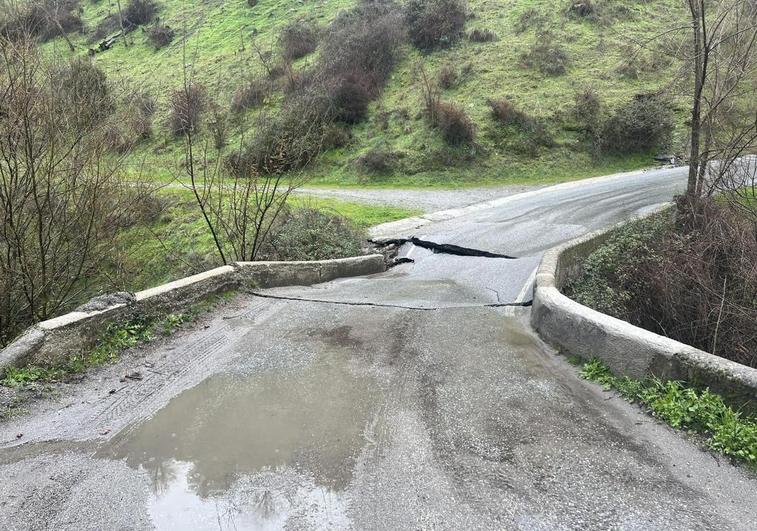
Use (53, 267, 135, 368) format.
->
(2, 167, 757, 530)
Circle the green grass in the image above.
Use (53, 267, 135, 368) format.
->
(580, 358, 757, 467)
(41, 0, 689, 189)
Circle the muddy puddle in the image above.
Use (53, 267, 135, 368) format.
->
(101, 351, 379, 528)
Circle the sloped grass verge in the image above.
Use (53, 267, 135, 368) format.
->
(579, 358, 757, 468)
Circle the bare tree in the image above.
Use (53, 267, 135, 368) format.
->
(0, 36, 145, 345)
(683, 0, 757, 198)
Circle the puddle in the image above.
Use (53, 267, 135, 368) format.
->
(102, 351, 379, 528)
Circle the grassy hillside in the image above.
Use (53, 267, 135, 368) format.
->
(40, 0, 689, 188)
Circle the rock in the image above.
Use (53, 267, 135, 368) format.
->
(75, 292, 135, 313)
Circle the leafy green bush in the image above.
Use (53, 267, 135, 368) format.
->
(599, 94, 674, 154)
(580, 359, 757, 466)
(259, 208, 364, 261)
(566, 214, 669, 319)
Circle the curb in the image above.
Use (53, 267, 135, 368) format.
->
(0, 255, 385, 374)
(530, 215, 757, 411)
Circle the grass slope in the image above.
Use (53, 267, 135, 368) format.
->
(44, 0, 688, 188)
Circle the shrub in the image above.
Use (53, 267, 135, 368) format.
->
(58, 58, 113, 125)
(331, 74, 372, 124)
(434, 101, 476, 145)
(229, 90, 333, 175)
(123, 0, 158, 29)
(514, 8, 546, 34)
(568, 202, 757, 368)
(573, 88, 601, 135)
(521, 36, 569, 76)
(0, 0, 83, 42)
(488, 98, 551, 142)
(354, 147, 398, 174)
(599, 94, 673, 154)
(321, 2, 406, 96)
(279, 20, 318, 60)
(168, 82, 206, 136)
(231, 77, 269, 113)
(567, 0, 597, 19)
(146, 24, 174, 49)
(126, 91, 156, 139)
(468, 28, 496, 42)
(438, 63, 458, 89)
(258, 208, 364, 261)
(405, 0, 466, 51)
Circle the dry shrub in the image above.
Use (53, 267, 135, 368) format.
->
(1, 0, 83, 42)
(405, 0, 466, 51)
(571, 202, 757, 368)
(568, 0, 597, 19)
(514, 8, 546, 34)
(331, 74, 372, 124)
(146, 24, 174, 49)
(321, 2, 405, 96)
(434, 101, 476, 145)
(521, 36, 569, 76)
(123, 0, 158, 29)
(168, 82, 206, 136)
(231, 77, 269, 113)
(573, 88, 601, 136)
(438, 63, 458, 89)
(354, 147, 398, 174)
(228, 89, 333, 175)
(468, 28, 496, 42)
(599, 94, 673, 154)
(279, 20, 318, 60)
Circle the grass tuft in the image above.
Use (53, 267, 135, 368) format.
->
(580, 358, 757, 467)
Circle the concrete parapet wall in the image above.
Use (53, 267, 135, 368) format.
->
(531, 219, 757, 411)
(0, 255, 385, 373)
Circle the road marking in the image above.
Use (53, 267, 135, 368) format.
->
(516, 267, 538, 303)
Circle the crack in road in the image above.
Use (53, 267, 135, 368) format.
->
(370, 237, 518, 259)
(250, 291, 532, 310)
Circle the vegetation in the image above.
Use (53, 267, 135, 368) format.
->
(7, 0, 702, 188)
(579, 359, 757, 467)
(567, 203, 757, 368)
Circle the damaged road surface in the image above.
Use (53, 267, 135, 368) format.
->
(2, 167, 757, 530)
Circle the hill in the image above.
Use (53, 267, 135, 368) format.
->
(30, 0, 688, 187)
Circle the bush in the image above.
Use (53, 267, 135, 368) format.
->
(573, 88, 601, 135)
(487, 98, 552, 149)
(599, 94, 673, 154)
(229, 90, 333, 175)
(279, 20, 318, 60)
(514, 8, 546, 34)
(331, 74, 372, 124)
(567, 0, 597, 19)
(0, 0, 83, 42)
(231, 78, 269, 113)
(126, 91, 156, 139)
(258, 208, 364, 261)
(321, 2, 406, 96)
(438, 63, 458, 89)
(354, 147, 398, 174)
(434, 101, 476, 145)
(521, 37, 569, 76)
(568, 202, 757, 368)
(123, 0, 157, 29)
(168, 82, 206, 136)
(58, 58, 113, 125)
(146, 24, 174, 49)
(405, 0, 466, 51)
(468, 28, 496, 42)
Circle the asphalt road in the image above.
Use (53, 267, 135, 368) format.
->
(2, 166, 757, 530)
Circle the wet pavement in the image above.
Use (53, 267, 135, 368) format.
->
(2, 167, 757, 530)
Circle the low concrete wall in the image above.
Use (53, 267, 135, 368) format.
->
(531, 222, 757, 412)
(0, 255, 385, 374)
